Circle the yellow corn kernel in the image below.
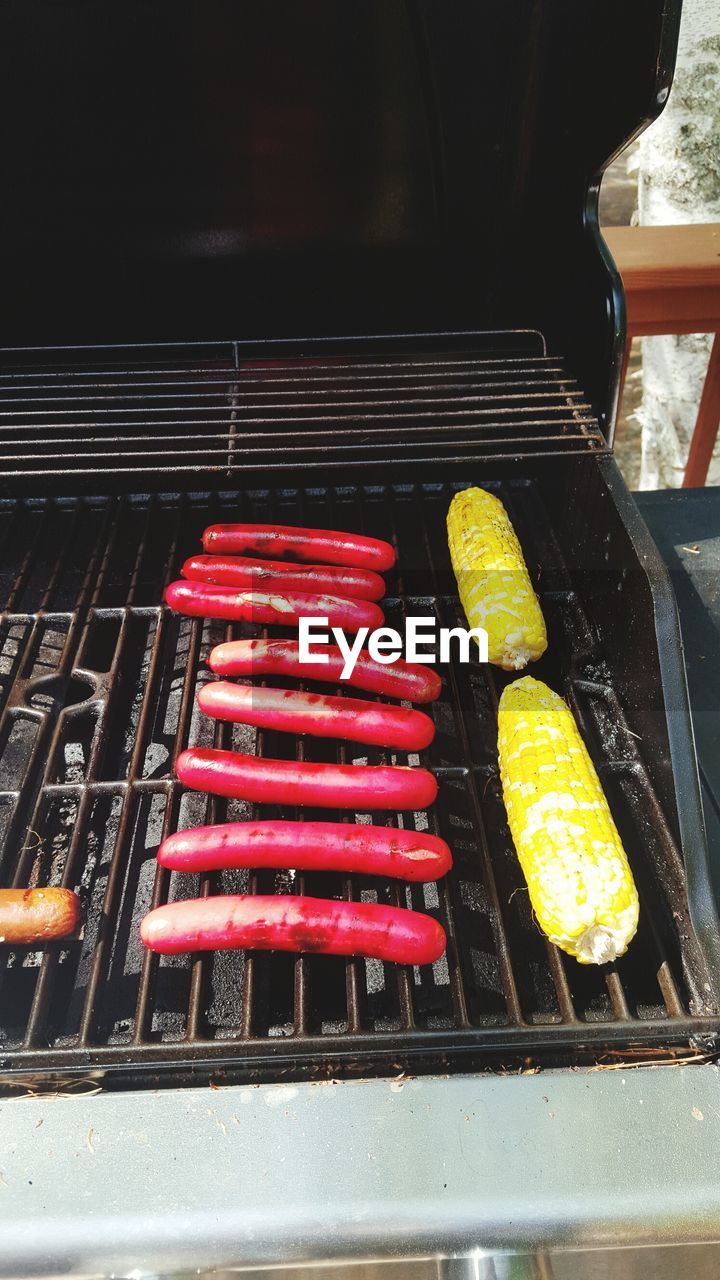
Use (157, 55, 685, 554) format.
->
(497, 676, 639, 964)
(447, 487, 547, 671)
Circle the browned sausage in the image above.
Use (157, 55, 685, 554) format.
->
(0, 888, 81, 944)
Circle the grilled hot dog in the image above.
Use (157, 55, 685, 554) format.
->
(141, 894, 445, 964)
(158, 820, 452, 881)
(165, 581, 383, 633)
(177, 748, 438, 810)
(208, 638, 442, 703)
(202, 522, 396, 572)
(198, 682, 436, 751)
(182, 555, 385, 602)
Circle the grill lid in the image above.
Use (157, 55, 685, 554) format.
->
(0, 1, 681, 431)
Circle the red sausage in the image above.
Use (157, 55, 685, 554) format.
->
(157, 820, 452, 881)
(182, 555, 385, 602)
(141, 895, 445, 964)
(202, 522, 396, 572)
(209, 638, 442, 704)
(177, 748, 438, 810)
(198, 682, 436, 751)
(164, 581, 383, 633)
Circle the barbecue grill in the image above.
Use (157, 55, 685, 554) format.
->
(2, 1, 720, 1276)
(0, 335, 718, 1089)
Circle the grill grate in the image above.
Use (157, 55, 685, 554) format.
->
(0, 334, 607, 490)
(0, 479, 716, 1090)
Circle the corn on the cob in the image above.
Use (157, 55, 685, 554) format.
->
(497, 676, 639, 964)
(446, 487, 547, 671)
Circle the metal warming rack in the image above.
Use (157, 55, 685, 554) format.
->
(0, 334, 602, 486)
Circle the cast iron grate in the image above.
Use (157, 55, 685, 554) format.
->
(0, 479, 717, 1091)
(0, 332, 606, 490)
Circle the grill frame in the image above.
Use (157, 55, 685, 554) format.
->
(0, 342, 717, 1092)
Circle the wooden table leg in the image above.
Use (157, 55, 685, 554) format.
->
(683, 331, 720, 487)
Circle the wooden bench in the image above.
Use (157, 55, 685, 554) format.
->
(604, 223, 720, 487)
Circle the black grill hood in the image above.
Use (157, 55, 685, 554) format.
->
(0, 1, 680, 435)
